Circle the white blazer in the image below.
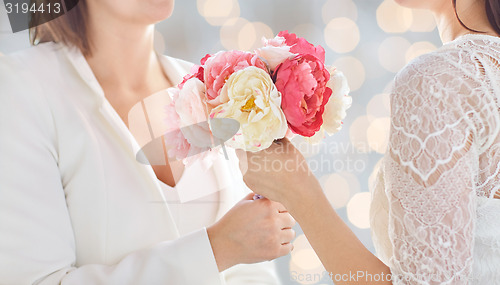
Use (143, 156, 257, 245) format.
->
(0, 43, 280, 285)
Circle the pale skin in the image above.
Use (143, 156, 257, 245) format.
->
(239, 0, 499, 284)
(83, 0, 295, 272)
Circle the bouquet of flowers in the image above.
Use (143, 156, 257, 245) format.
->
(164, 31, 351, 164)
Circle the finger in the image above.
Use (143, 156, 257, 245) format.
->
(280, 228, 296, 244)
(278, 138, 304, 158)
(274, 137, 290, 145)
(278, 242, 294, 256)
(279, 212, 296, 229)
(242, 193, 256, 200)
(269, 200, 285, 210)
(270, 201, 288, 213)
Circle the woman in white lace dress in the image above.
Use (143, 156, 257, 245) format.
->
(239, 0, 500, 284)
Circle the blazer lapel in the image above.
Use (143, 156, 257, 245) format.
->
(62, 46, 170, 204)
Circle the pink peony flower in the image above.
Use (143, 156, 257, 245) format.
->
(179, 65, 204, 89)
(273, 54, 332, 137)
(200, 53, 212, 65)
(164, 85, 219, 165)
(278, 30, 326, 63)
(174, 78, 213, 148)
(178, 54, 212, 89)
(164, 88, 191, 160)
(203, 50, 267, 106)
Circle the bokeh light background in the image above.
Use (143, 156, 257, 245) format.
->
(0, 1, 442, 284)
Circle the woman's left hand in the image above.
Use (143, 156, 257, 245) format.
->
(236, 139, 323, 208)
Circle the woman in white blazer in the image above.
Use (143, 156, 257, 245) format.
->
(0, 0, 296, 284)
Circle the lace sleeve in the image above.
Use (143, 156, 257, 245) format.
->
(384, 53, 480, 284)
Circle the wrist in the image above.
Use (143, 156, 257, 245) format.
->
(206, 223, 236, 272)
(283, 178, 327, 217)
(283, 175, 323, 214)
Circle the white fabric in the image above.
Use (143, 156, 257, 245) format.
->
(0, 42, 280, 285)
(370, 34, 500, 284)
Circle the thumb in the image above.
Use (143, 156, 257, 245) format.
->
(235, 149, 249, 175)
(242, 193, 257, 200)
(274, 137, 294, 149)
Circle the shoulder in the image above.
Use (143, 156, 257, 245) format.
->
(389, 46, 483, 136)
(390, 44, 486, 110)
(394, 46, 474, 90)
(1, 42, 65, 73)
(0, 44, 62, 127)
(0, 43, 67, 92)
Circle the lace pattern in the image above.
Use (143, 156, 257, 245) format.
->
(370, 35, 500, 284)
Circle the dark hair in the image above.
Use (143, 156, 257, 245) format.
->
(453, 0, 500, 35)
(486, 0, 500, 34)
(29, 0, 91, 56)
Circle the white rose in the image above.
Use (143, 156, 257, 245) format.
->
(255, 36, 296, 71)
(210, 66, 287, 152)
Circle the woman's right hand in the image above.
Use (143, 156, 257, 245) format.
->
(236, 138, 323, 209)
(207, 193, 296, 272)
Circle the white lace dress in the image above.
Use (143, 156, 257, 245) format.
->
(370, 34, 500, 284)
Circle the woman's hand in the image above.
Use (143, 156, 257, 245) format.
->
(237, 140, 391, 284)
(236, 139, 323, 209)
(207, 193, 296, 272)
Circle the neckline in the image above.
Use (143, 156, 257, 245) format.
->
(60, 42, 189, 191)
(158, 177, 176, 190)
(449, 33, 500, 44)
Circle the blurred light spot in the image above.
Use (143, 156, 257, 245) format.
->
(153, 30, 166, 54)
(220, 17, 252, 50)
(291, 136, 322, 158)
(376, 0, 413, 33)
(290, 235, 325, 284)
(322, 173, 351, 208)
(347, 192, 372, 229)
(292, 234, 311, 251)
(245, 22, 274, 51)
(382, 81, 394, 93)
(358, 41, 386, 80)
(367, 93, 391, 120)
(237, 21, 257, 51)
(349, 116, 371, 153)
(291, 23, 323, 44)
(289, 259, 325, 285)
(324, 17, 360, 53)
(197, 0, 240, 26)
(291, 249, 323, 271)
(378, 36, 411, 73)
(322, 0, 358, 23)
(369, 158, 385, 194)
(405, 41, 437, 63)
(367, 117, 390, 153)
(340, 171, 361, 195)
(410, 9, 436, 32)
(333, 56, 365, 91)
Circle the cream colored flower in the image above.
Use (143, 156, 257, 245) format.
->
(322, 67, 352, 135)
(210, 66, 287, 152)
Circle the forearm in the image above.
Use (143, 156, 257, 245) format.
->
(286, 184, 391, 285)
